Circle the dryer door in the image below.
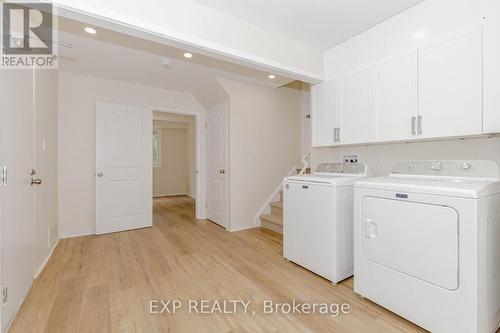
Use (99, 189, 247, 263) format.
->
(362, 197, 458, 290)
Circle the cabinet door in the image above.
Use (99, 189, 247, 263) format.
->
(339, 68, 371, 145)
(483, 2, 500, 133)
(373, 52, 417, 142)
(418, 28, 482, 139)
(311, 79, 339, 146)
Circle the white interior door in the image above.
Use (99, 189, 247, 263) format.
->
(0, 70, 35, 330)
(418, 27, 482, 138)
(206, 104, 228, 228)
(95, 103, 152, 235)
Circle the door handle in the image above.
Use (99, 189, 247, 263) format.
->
(96, 172, 104, 177)
(1, 166, 6, 186)
(219, 169, 225, 174)
(30, 178, 42, 186)
(417, 115, 423, 135)
(365, 218, 377, 239)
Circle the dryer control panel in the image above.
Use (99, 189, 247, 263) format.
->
(390, 160, 500, 180)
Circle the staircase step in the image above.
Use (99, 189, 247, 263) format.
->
(260, 213, 283, 226)
(260, 213, 283, 234)
(270, 201, 283, 217)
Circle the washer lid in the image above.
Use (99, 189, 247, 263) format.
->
(285, 173, 364, 186)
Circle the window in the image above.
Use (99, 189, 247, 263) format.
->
(153, 130, 161, 167)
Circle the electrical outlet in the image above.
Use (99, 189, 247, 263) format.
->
(343, 155, 359, 164)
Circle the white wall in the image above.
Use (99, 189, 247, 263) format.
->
(217, 78, 302, 231)
(34, 70, 59, 274)
(153, 113, 197, 198)
(313, 0, 500, 174)
(153, 127, 188, 197)
(323, 0, 485, 80)
(55, 0, 323, 82)
(312, 136, 500, 176)
(153, 118, 196, 197)
(58, 71, 205, 238)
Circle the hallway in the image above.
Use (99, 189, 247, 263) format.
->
(9, 196, 424, 332)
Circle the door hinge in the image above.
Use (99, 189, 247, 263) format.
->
(1, 165, 7, 186)
(2, 285, 7, 304)
(306, 114, 311, 119)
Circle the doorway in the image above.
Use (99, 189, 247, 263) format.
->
(153, 110, 199, 219)
(152, 111, 196, 198)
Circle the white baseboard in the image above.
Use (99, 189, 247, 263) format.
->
(228, 225, 260, 232)
(59, 229, 93, 239)
(153, 192, 187, 198)
(34, 238, 60, 279)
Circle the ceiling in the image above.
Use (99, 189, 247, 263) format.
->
(193, 0, 423, 51)
(58, 17, 292, 93)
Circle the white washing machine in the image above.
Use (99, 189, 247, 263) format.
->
(283, 163, 372, 284)
(354, 160, 500, 333)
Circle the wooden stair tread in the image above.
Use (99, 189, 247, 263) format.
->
(260, 214, 283, 226)
(270, 201, 283, 209)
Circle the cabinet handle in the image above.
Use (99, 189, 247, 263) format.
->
(417, 115, 423, 135)
(333, 128, 341, 142)
(411, 116, 416, 135)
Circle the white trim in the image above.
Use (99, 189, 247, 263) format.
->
(59, 229, 93, 239)
(34, 238, 59, 279)
(152, 107, 205, 220)
(228, 225, 259, 232)
(153, 193, 187, 198)
(53, 3, 323, 84)
(253, 165, 299, 227)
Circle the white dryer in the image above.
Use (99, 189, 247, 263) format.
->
(283, 163, 372, 284)
(354, 160, 500, 333)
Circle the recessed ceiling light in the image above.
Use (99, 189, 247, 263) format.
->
(84, 27, 97, 34)
(268, 74, 276, 79)
(183, 52, 193, 59)
(413, 30, 426, 39)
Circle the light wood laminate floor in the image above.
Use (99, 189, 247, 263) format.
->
(10, 196, 426, 332)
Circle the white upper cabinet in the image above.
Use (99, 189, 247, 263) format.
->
(338, 68, 371, 145)
(483, 0, 500, 133)
(311, 79, 339, 146)
(418, 28, 483, 139)
(373, 51, 418, 142)
(313, 21, 489, 147)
